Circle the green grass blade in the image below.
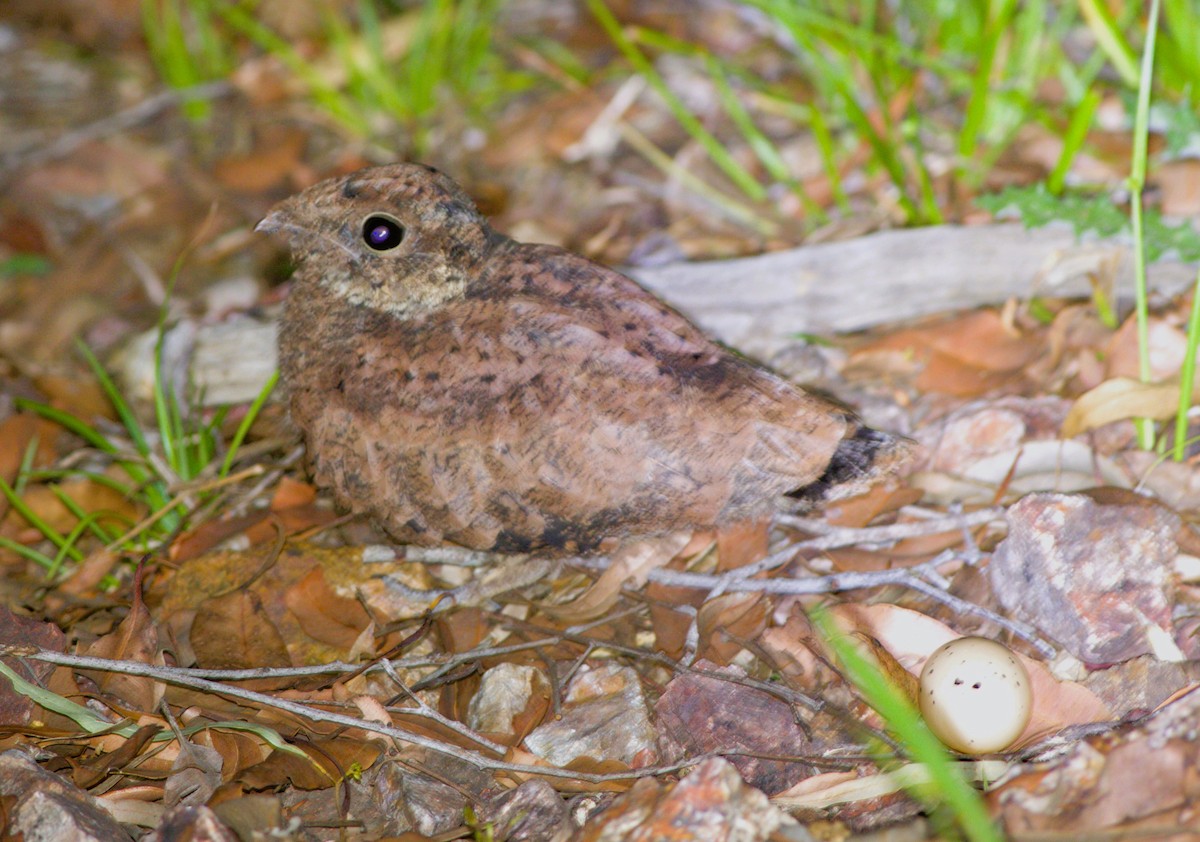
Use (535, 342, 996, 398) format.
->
(74, 342, 178, 512)
(707, 60, 823, 219)
(75, 340, 150, 457)
(1078, 0, 1140, 86)
(13, 437, 38, 496)
(216, 4, 367, 133)
(957, 0, 1018, 178)
(25, 468, 137, 500)
(47, 486, 122, 545)
(14, 398, 118, 456)
(351, 0, 410, 121)
(1174, 270, 1200, 461)
(185, 721, 310, 760)
(587, 0, 767, 202)
(0, 661, 137, 736)
(220, 370, 279, 478)
(1047, 88, 1102, 194)
(760, 6, 930, 223)
(49, 511, 120, 579)
(742, 0, 971, 85)
(807, 104, 850, 212)
(0, 474, 83, 562)
(152, 341, 180, 479)
(1129, 0, 1163, 451)
(0, 536, 59, 571)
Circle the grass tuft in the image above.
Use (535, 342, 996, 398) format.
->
(14, 337, 277, 570)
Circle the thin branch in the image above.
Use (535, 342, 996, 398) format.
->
(569, 544, 1056, 659)
(1, 82, 235, 175)
(12, 638, 568, 683)
(775, 506, 1004, 551)
(378, 659, 507, 755)
(11, 646, 697, 784)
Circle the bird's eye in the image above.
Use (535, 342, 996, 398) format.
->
(362, 215, 405, 251)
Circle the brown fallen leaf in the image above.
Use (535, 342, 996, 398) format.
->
(283, 566, 372, 651)
(0, 607, 66, 728)
(239, 737, 381, 791)
(80, 564, 165, 713)
(0, 414, 40, 524)
(1062, 376, 1185, 437)
(695, 592, 770, 666)
(192, 590, 292, 673)
(1104, 314, 1189, 382)
(541, 532, 691, 623)
(213, 126, 307, 193)
(850, 309, 1042, 397)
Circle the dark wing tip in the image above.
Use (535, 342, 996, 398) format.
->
(788, 425, 917, 505)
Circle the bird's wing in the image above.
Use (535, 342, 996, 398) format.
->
(289, 248, 853, 550)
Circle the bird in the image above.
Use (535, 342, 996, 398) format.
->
(258, 163, 913, 555)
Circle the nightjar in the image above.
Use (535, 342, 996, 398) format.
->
(259, 163, 912, 554)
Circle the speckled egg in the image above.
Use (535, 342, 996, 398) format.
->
(918, 636, 1032, 754)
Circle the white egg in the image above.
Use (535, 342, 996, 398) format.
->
(918, 636, 1033, 755)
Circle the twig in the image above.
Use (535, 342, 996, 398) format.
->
(775, 506, 1005, 551)
(1, 82, 234, 176)
(569, 546, 1056, 659)
(488, 612, 826, 715)
(378, 659, 506, 755)
(489, 611, 907, 754)
(37, 637, 568, 683)
(674, 506, 1009, 664)
(10, 646, 701, 784)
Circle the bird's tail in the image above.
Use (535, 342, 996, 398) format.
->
(788, 423, 916, 505)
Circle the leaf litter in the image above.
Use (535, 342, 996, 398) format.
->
(2, 4, 1200, 840)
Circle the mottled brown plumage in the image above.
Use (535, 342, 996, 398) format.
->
(259, 163, 911, 554)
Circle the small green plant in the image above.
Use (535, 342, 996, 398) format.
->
(0, 254, 52, 278)
(976, 184, 1200, 263)
(141, 0, 234, 121)
(978, 0, 1200, 459)
(7, 335, 277, 575)
(215, 0, 532, 154)
(582, 0, 1118, 228)
(579, 1, 1200, 236)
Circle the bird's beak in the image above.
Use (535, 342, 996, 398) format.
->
(255, 197, 306, 243)
(255, 210, 287, 235)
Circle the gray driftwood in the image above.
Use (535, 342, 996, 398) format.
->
(630, 222, 1198, 362)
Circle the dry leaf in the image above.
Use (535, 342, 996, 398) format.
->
(0, 608, 66, 727)
(81, 566, 165, 712)
(1062, 377, 1183, 437)
(1105, 315, 1189, 382)
(715, 518, 769, 571)
(191, 590, 292, 672)
(213, 127, 307, 193)
(695, 593, 769, 665)
(239, 738, 381, 791)
(543, 532, 691, 623)
(0, 414, 39, 523)
(852, 309, 1041, 397)
(283, 567, 372, 651)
